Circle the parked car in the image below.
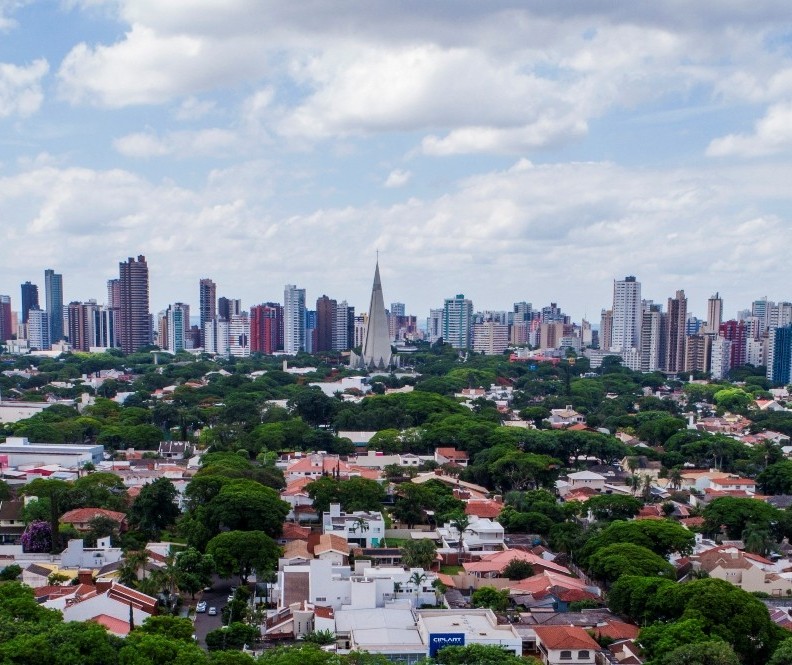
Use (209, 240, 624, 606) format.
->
(196, 601, 207, 613)
(208, 607, 217, 616)
(227, 595, 234, 603)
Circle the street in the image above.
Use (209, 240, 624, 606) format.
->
(192, 576, 236, 648)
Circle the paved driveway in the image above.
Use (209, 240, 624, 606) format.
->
(192, 577, 235, 648)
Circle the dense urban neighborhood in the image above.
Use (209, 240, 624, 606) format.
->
(2, 328, 792, 665)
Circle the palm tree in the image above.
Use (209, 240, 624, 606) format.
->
(408, 571, 427, 608)
(668, 468, 683, 491)
(743, 523, 774, 557)
(449, 513, 471, 563)
(118, 550, 149, 587)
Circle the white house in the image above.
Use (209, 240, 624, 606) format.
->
(322, 504, 386, 548)
(436, 515, 505, 554)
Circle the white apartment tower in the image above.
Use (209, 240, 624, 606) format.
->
(283, 285, 306, 354)
(611, 276, 641, 352)
(443, 294, 473, 349)
(705, 293, 723, 335)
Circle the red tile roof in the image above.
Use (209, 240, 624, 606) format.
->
(465, 500, 503, 519)
(282, 522, 312, 540)
(59, 508, 127, 525)
(534, 625, 600, 650)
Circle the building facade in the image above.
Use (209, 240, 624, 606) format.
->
(118, 256, 151, 354)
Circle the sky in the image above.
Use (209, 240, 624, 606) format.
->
(1, 1, 792, 323)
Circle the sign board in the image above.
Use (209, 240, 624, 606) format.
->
(428, 633, 465, 657)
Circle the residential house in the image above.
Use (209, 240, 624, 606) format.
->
(547, 406, 585, 428)
(322, 504, 386, 548)
(59, 508, 127, 534)
(533, 625, 599, 665)
(0, 500, 25, 544)
(157, 441, 191, 459)
(434, 448, 469, 467)
(437, 515, 505, 556)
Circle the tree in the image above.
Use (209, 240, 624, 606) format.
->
(586, 543, 675, 585)
(409, 571, 428, 607)
(303, 629, 336, 646)
(20, 520, 52, 553)
(306, 476, 385, 516)
(769, 639, 792, 665)
(501, 558, 534, 581)
(661, 640, 741, 665)
(205, 622, 259, 651)
(584, 494, 642, 521)
(401, 539, 437, 570)
(137, 615, 195, 641)
(206, 531, 280, 584)
(448, 512, 471, 561)
(471, 586, 510, 612)
(758, 461, 792, 495)
(128, 477, 181, 539)
(433, 643, 530, 665)
(743, 523, 775, 557)
(702, 496, 781, 540)
(0, 564, 22, 581)
(578, 519, 695, 566)
(639, 617, 714, 662)
(206, 479, 290, 537)
(20, 478, 70, 551)
(85, 514, 120, 546)
(174, 547, 215, 598)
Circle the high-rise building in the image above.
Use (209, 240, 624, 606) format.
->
(752, 298, 771, 336)
(390, 303, 405, 318)
(599, 309, 613, 351)
(166, 303, 190, 352)
(769, 302, 792, 330)
(710, 337, 732, 380)
(44, 269, 64, 343)
(427, 309, 444, 343)
(304, 310, 317, 354)
(228, 313, 250, 358)
(513, 302, 533, 323)
(334, 301, 354, 351)
(768, 325, 792, 385)
(27, 308, 50, 351)
(250, 303, 284, 354)
(705, 293, 723, 334)
(204, 318, 229, 357)
(541, 303, 566, 323)
(199, 278, 217, 346)
(315, 295, 337, 352)
(640, 306, 662, 372)
(746, 337, 767, 367)
(68, 301, 95, 351)
(118, 255, 151, 354)
(664, 290, 688, 373)
(443, 294, 473, 350)
(218, 297, 241, 321)
(719, 320, 747, 369)
(685, 334, 711, 374)
(354, 314, 367, 348)
(473, 321, 509, 355)
(283, 285, 306, 354)
(0, 295, 12, 343)
(107, 279, 121, 308)
(20, 282, 39, 325)
(539, 322, 565, 350)
(611, 276, 641, 352)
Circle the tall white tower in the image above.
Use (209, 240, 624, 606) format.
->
(611, 276, 641, 352)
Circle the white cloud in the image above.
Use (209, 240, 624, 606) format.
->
(173, 96, 216, 121)
(0, 59, 48, 117)
(707, 102, 792, 157)
(113, 128, 238, 158)
(383, 169, 411, 188)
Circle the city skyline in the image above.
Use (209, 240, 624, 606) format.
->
(2, 4, 792, 317)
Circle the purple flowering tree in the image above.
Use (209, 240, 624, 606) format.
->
(21, 520, 53, 553)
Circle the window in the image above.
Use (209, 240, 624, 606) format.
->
(578, 651, 590, 659)
(315, 596, 326, 602)
(560, 651, 572, 660)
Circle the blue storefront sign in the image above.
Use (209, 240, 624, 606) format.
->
(428, 633, 465, 657)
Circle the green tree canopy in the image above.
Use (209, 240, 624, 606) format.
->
(206, 531, 280, 584)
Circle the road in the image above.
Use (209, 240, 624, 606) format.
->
(192, 576, 237, 648)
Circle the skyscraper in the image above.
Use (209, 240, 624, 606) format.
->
(664, 290, 688, 373)
(599, 309, 613, 351)
(768, 325, 792, 385)
(611, 276, 641, 352)
(166, 303, 190, 352)
(218, 297, 241, 321)
(315, 295, 337, 352)
(20, 282, 39, 325)
(640, 306, 662, 372)
(333, 301, 354, 351)
(443, 294, 473, 349)
(705, 293, 723, 334)
(27, 308, 50, 351)
(427, 309, 444, 343)
(44, 269, 63, 343)
(199, 278, 217, 346)
(67, 301, 97, 351)
(118, 255, 151, 354)
(350, 262, 393, 369)
(283, 285, 306, 354)
(719, 320, 747, 369)
(0, 295, 11, 343)
(250, 303, 284, 354)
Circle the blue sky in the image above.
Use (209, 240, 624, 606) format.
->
(2, 1, 792, 322)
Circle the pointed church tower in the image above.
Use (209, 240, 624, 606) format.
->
(351, 261, 393, 369)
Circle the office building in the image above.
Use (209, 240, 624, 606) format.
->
(283, 285, 306, 354)
(20, 282, 39, 326)
(664, 290, 688, 373)
(199, 278, 216, 346)
(27, 308, 50, 351)
(443, 294, 473, 349)
(0, 295, 11, 343)
(118, 255, 151, 354)
(705, 293, 723, 334)
(250, 303, 284, 354)
(611, 276, 641, 351)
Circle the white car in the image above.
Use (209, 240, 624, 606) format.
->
(196, 602, 207, 613)
(208, 607, 217, 616)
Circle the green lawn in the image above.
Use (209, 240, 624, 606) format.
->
(440, 565, 463, 575)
